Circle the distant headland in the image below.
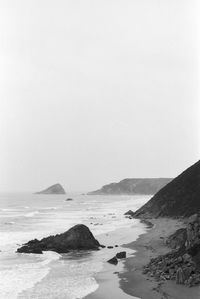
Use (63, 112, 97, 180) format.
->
(88, 178, 172, 195)
(35, 183, 66, 194)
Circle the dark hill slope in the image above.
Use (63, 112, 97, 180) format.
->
(88, 178, 172, 195)
(134, 160, 200, 218)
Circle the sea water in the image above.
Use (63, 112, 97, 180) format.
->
(0, 193, 150, 299)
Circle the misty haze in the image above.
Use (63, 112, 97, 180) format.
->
(0, 1, 199, 299)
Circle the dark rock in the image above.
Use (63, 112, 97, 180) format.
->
(107, 257, 118, 265)
(36, 183, 66, 194)
(66, 198, 73, 201)
(166, 228, 187, 250)
(115, 245, 119, 247)
(142, 213, 200, 287)
(99, 245, 106, 248)
(124, 210, 134, 217)
(107, 246, 114, 249)
(140, 219, 154, 228)
(116, 251, 126, 259)
(17, 224, 100, 254)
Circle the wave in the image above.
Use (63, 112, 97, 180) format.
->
(24, 211, 40, 217)
(0, 208, 16, 212)
(42, 207, 58, 210)
(0, 251, 61, 299)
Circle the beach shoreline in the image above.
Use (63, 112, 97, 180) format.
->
(85, 221, 147, 299)
(119, 218, 200, 299)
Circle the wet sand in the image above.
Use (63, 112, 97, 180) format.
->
(119, 218, 200, 299)
(85, 221, 146, 299)
(86, 217, 200, 299)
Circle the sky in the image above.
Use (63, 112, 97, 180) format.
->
(0, 0, 199, 192)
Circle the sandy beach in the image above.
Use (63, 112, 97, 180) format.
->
(119, 218, 200, 299)
(86, 218, 200, 299)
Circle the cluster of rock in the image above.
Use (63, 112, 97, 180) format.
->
(107, 251, 127, 265)
(143, 214, 200, 287)
(143, 251, 200, 287)
(17, 224, 101, 254)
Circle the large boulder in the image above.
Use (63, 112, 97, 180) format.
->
(17, 224, 100, 254)
(116, 251, 126, 259)
(107, 257, 118, 265)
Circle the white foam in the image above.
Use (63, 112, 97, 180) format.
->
(24, 211, 40, 217)
(0, 251, 60, 299)
(1, 208, 15, 212)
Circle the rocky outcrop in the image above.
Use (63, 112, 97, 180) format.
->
(107, 251, 127, 265)
(107, 257, 118, 265)
(36, 183, 66, 194)
(166, 228, 187, 250)
(143, 214, 200, 287)
(17, 224, 100, 254)
(88, 178, 172, 195)
(116, 251, 126, 259)
(134, 160, 200, 218)
(124, 210, 135, 217)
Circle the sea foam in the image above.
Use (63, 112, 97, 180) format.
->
(0, 251, 60, 299)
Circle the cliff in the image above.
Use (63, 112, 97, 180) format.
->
(133, 160, 200, 218)
(88, 178, 172, 195)
(36, 183, 66, 194)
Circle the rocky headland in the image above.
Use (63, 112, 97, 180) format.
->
(88, 178, 172, 195)
(121, 160, 200, 298)
(36, 183, 66, 194)
(133, 160, 200, 218)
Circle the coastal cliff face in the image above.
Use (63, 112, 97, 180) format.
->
(36, 183, 66, 194)
(132, 160, 200, 287)
(134, 160, 200, 218)
(88, 178, 172, 195)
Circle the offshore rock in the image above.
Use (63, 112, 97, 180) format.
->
(36, 183, 66, 194)
(17, 224, 100, 254)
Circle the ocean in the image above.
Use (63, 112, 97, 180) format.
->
(0, 193, 150, 299)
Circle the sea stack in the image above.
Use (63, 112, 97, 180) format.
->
(36, 183, 66, 194)
(17, 224, 101, 253)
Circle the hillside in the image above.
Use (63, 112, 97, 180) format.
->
(36, 183, 66, 194)
(133, 160, 200, 218)
(88, 178, 172, 195)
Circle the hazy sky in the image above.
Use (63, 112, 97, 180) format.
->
(0, 0, 199, 192)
